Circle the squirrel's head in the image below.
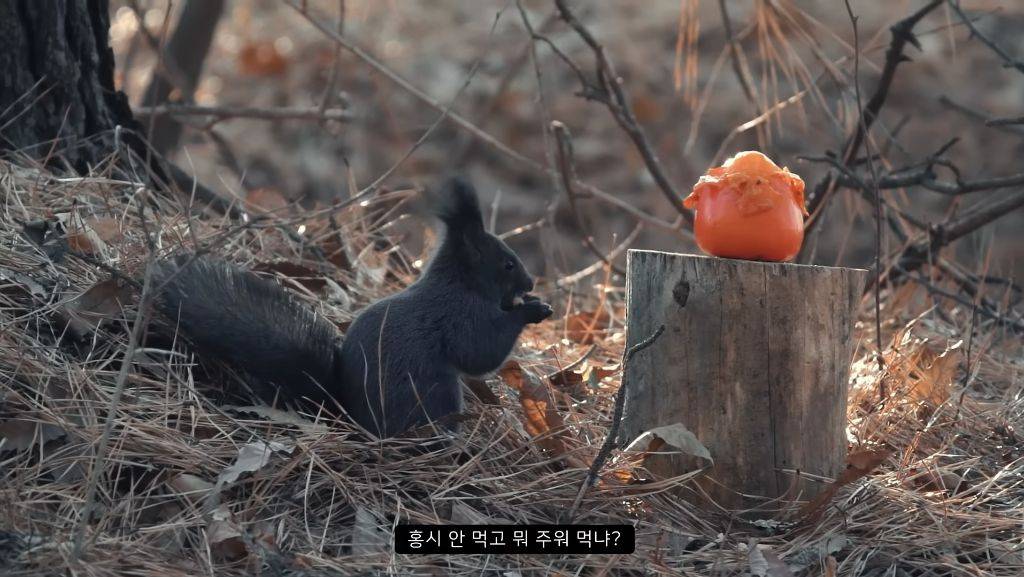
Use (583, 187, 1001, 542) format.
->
(431, 175, 534, 308)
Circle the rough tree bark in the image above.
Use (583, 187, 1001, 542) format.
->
(621, 250, 866, 515)
(0, 0, 141, 171)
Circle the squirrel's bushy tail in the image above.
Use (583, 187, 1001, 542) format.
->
(153, 255, 341, 405)
(433, 175, 484, 232)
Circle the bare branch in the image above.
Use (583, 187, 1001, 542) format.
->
(804, 0, 943, 234)
(946, 0, 1024, 75)
(565, 324, 665, 523)
(986, 115, 1024, 127)
(938, 95, 1024, 137)
(135, 104, 354, 123)
(551, 121, 625, 275)
(283, 0, 685, 235)
(552, 0, 694, 226)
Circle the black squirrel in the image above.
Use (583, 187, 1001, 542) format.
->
(154, 176, 552, 437)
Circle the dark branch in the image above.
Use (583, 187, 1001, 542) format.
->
(552, 0, 694, 226)
(803, 0, 943, 236)
(564, 324, 665, 523)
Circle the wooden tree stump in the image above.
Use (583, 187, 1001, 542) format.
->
(620, 250, 867, 513)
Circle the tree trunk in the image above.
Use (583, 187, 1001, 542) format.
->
(141, 0, 226, 155)
(0, 0, 140, 171)
(621, 250, 866, 515)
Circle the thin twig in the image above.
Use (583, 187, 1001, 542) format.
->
(283, 0, 684, 234)
(552, 0, 693, 226)
(556, 223, 643, 287)
(71, 257, 157, 560)
(718, 0, 758, 106)
(565, 324, 665, 522)
(945, 0, 1024, 75)
(135, 104, 354, 123)
(551, 121, 625, 275)
(803, 0, 943, 239)
(317, 0, 346, 119)
(844, 1, 886, 391)
(938, 95, 1024, 137)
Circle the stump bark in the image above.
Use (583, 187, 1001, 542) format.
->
(621, 250, 867, 513)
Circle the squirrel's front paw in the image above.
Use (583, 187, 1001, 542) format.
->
(518, 298, 553, 324)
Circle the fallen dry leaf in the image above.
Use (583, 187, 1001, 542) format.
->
(223, 405, 328, 434)
(354, 244, 389, 290)
(798, 448, 893, 525)
(748, 539, 795, 577)
(907, 341, 962, 406)
(565, 308, 611, 344)
(166, 474, 248, 561)
(63, 278, 133, 336)
(0, 419, 66, 454)
(351, 506, 389, 556)
(624, 423, 713, 465)
(245, 187, 290, 213)
(208, 504, 247, 561)
(217, 440, 294, 486)
(499, 360, 582, 465)
(66, 216, 122, 255)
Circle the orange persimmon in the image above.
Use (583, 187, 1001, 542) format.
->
(683, 151, 807, 262)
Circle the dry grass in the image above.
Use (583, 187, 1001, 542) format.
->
(0, 159, 1021, 576)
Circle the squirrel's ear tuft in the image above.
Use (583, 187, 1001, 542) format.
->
(434, 175, 484, 232)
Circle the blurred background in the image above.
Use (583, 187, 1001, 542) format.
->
(109, 0, 1024, 281)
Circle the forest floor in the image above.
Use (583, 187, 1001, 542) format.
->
(2, 1, 1024, 575)
(0, 157, 1021, 576)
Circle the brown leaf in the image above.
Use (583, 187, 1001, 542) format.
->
(824, 556, 837, 577)
(846, 449, 891, 473)
(463, 376, 501, 406)
(166, 474, 248, 561)
(798, 448, 892, 525)
(905, 466, 964, 495)
(565, 309, 610, 344)
(0, 419, 66, 454)
(216, 441, 293, 486)
(624, 423, 713, 464)
(245, 187, 289, 213)
(748, 539, 795, 577)
(548, 366, 584, 388)
(631, 93, 664, 123)
(63, 278, 133, 336)
(209, 505, 248, 561)
(237, 41, 289, 76)
(499, 360, 577, 463)
(907, 342, 962, 406)
(88, 217, 123, 243)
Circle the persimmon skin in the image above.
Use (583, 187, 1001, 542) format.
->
(690, 184, 805, 261)
(685, 151, 807, 262)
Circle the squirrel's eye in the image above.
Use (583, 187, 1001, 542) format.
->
(504, 259, 515, 271)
